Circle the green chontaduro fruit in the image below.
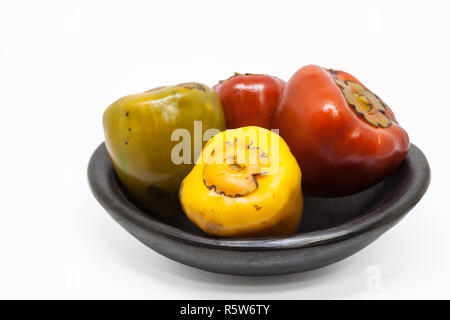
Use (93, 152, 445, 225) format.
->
(103, 82, 226, 214)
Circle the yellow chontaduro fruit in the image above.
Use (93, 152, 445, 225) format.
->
(179, 126, 303, 238)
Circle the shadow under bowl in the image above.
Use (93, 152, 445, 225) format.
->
(88, 143, 430, 276)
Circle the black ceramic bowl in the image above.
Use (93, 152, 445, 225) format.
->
(88, 143, 430, 276)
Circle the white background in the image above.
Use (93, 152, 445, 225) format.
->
(1, 0, 449, 299)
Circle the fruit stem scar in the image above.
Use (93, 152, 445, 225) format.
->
(203, 138, 271, 197)
(331, 73, 393, 128)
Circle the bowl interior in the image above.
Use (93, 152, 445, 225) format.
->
(89, 142, 430, 250)
(119, 160, 398, 238)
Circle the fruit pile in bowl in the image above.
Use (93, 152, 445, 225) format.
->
(101, 65, 410, 238)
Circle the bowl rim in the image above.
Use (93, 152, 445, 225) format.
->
(88, 142, 430, 251)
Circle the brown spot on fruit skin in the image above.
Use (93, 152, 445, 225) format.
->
(254, 204, 262, 210)
(202, 138, 271, 198)
(327, 69, 339, 76)
(254, 172, 268, 177)
(177, 82, 207, 92)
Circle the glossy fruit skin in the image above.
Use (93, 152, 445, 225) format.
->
(213, 73, 285, 129)
(179, 126, 303, 238)
(272, 65, 410, 197)
(103, 83, 226, 212)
